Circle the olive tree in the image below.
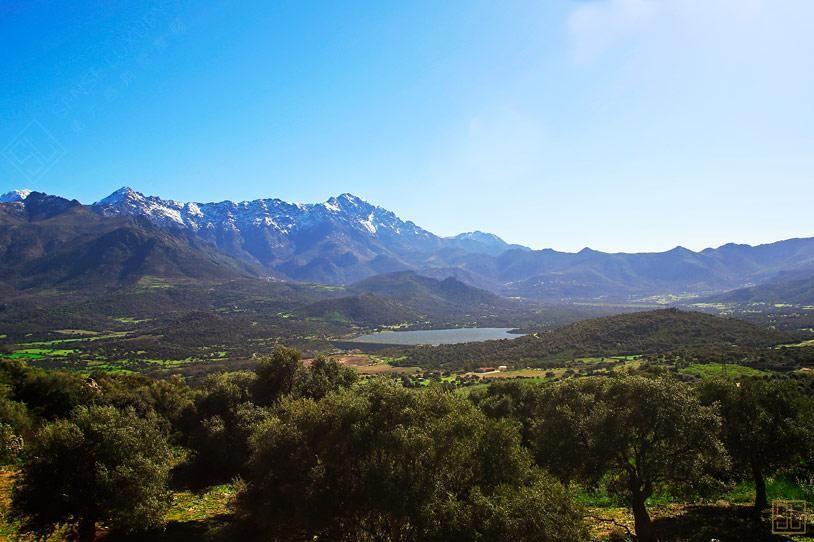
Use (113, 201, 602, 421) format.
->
(292, 355, 357, 400)
(0, 384, 31, 464)
(11, 405, 172, 541)
(186, 370, 264, 481)
(254, 346, 357, 405)
(696, 377, 813, 512)
(237, 382, 586, 541)
(253, 345, 302, 405)
(186, 349, 358, 482)
(529, 376, 727, 542)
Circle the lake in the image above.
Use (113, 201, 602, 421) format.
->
(350, 327, 525, 346)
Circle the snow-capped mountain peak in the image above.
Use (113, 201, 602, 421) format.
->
(452, 231, 505, 243)
(0, 188, 33, 203)
(323, 193, 369, 213)
(95, 187, 185, 226)
(445, 230, 530, 256)
(5, 186, 529, 284)
(336, 193, 366, 205)
(97, 186, 140, 205)
(86, 187, 513, 282)
(92, 189, 419, 240)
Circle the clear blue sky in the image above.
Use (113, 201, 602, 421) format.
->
(2, 0, 812, 252)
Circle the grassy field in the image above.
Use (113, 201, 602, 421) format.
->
(780, 338, 814, 348)
(0, 469, 235, 542)
(679, 363, 768, 380)
(165, 484, 234, 523)
(0, 325, 235, 376)
(579, 477, 814, 541)
(7, 348, 77, 360)
(330, 354, 420, 376)
(463, 368, 550, 379)
(15, 332, 127, 347)
(135, 276, 174, 290)
(1, 467, 812, 541)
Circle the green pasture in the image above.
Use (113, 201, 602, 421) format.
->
(679, 363, 768, 380)
(8, 348, 77, 360)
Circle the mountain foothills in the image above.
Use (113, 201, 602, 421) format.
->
(702, 270, 814, 306)
(2, 187, 814, 301)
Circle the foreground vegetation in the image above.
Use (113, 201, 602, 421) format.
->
(0, 345, 811, 541)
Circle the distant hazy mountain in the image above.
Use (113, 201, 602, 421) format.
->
(444, 231, 530, 256)
(3, 186, 814, 301)
(702, 271, 814, 306)
(473, 242, 814, 301)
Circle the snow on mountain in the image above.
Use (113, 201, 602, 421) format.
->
(451, 231, 506, 244)
(90, 187, 442, 282)
(96, 187, 188, 227)
(3, 187, 522, 283)
(0, 188, 32, 203)
(445, 230, 530, 256)
(93, 188, 431, 239)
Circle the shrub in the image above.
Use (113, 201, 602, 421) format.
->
(11, 405, 172, 541)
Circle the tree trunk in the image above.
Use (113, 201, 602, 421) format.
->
(631, 492, 654, 542)
(77, 517, 96, 542)
(753, 462, 768, 513)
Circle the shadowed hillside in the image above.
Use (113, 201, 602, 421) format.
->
(703, 272, 814, 306)
(298, 293, 418, 325)
(0, 193, 257, 289)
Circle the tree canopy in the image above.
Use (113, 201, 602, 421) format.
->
(237, 381, 586, 541)
(11, 405, 173, 541)
(696, 377, 814, 512)
(477, 376, 728, 542)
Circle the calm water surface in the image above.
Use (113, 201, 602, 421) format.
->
(350, 327, 524, 346)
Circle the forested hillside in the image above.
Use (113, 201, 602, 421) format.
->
(398, 309, 789, 370)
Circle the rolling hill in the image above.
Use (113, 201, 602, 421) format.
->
(349, 271, 516, 322)
(298, 293, 418, 325)
(701, 272, 814, 306)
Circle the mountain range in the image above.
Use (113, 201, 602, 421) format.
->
(2, 187, 814, 301)
(701, 271, 814, 306)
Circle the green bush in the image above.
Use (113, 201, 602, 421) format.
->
(237, 382, 586, 541)
(11, 405, 173, 541)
